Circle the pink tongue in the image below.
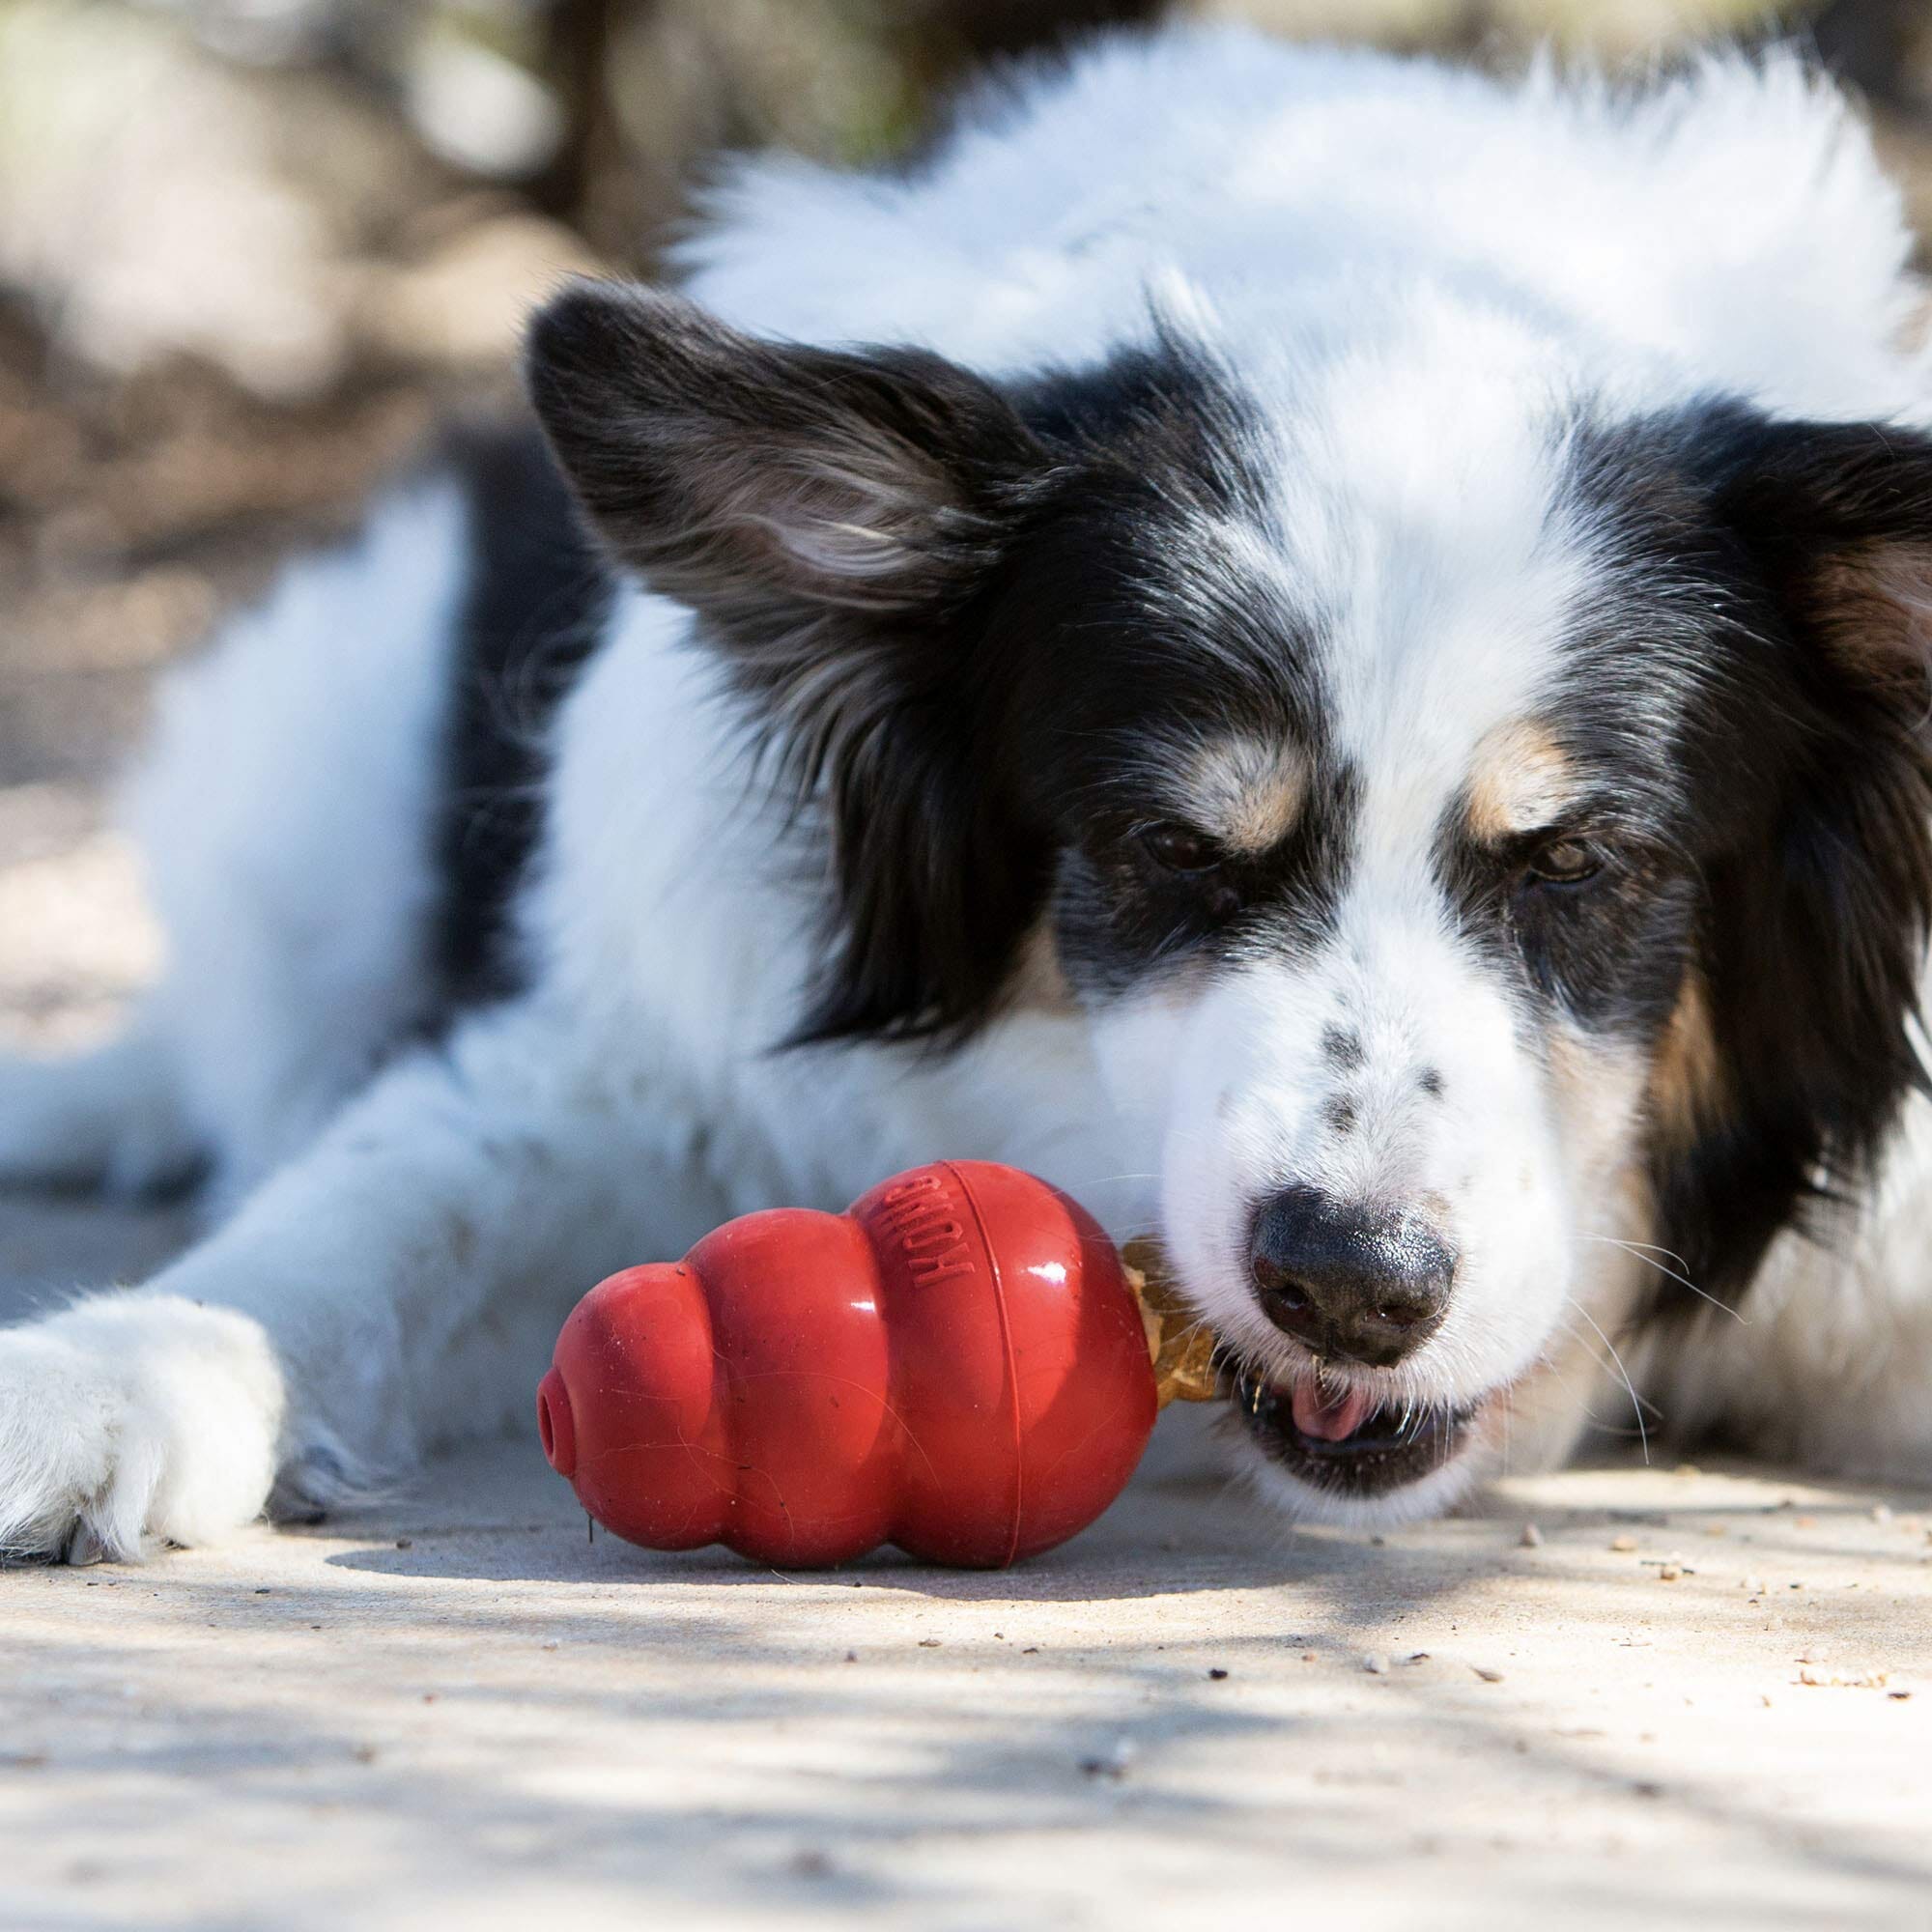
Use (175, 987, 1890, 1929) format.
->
(1291, 1380, 1378, 1442)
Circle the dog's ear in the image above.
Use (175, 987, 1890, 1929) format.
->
(1709, 417, 1932, 708)
(526, 279, 1045, 629)
(1652, 416, 1932, 1305)
(525, 279, 1058, 1043)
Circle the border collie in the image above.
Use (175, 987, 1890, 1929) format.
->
(7, 24, 1932, 1562)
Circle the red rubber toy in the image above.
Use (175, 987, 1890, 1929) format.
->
(535, 1161, 1158, 1567)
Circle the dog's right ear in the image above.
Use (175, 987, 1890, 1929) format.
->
(525, 279, 1063, 1046)
(525, 279, 1047, 633)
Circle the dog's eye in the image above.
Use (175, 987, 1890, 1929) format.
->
(1524, 836, 1603, 887)
(1139, 822, 1222, 874)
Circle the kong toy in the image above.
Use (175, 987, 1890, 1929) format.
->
(536, 1160, 1218, 1568)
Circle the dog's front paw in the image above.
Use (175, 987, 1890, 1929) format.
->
(0, 1293, 285, 1562)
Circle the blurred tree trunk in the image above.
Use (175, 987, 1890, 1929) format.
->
(530, 0, 625, 215)
(883, 0, 1169, 130)
(1811, 0, 1932, 122)
(923, 0, 1170, 60)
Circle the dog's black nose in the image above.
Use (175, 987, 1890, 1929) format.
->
(1247, 1185, 1455, 1368)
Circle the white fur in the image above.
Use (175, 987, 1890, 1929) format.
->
(128, 477, 467, 1209)
(4, 27, 1932, 1557)
(0, 1294, 282, 1559)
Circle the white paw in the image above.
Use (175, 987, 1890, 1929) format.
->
(0, 1293, 284, 1562)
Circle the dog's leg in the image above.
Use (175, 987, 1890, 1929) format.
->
(0, 1024, 204, 1198)
(0, 1002, 719, 1561)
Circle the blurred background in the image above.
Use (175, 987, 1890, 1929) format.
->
(3, 0, 1932, 1049)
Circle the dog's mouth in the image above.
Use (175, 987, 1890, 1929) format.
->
(1225, 1359, 1477, 1497)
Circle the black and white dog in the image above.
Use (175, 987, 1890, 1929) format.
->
(6, 24, 1932, 1561)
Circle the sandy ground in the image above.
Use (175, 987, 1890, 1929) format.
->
(10, 1428, 1932, 1932)
(3, 784, 1932, 1932)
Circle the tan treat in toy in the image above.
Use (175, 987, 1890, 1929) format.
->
(1121, 1237, 1223, 1407)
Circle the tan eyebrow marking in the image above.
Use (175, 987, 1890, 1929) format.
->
(1464, 719, 1575, 843)
(1179, 736, 1310, 856)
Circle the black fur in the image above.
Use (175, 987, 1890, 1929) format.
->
(1656, 409, 1932, 1307)
(997, 342, 1355, 997)
(1542, 405, 1932, 1315)
(432, 423, 613, 1009)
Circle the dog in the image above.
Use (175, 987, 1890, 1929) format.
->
(6, 22, 1932, 1563)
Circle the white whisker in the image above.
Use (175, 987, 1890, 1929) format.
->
(1564, 1301, 1652, 1465)
(1580, 1235, 1747, 1325)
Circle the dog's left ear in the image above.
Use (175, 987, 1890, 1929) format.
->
(1653, 415, 1932, 1304)
(526, 279, 1058, 1043)
(1710, 416, 1932, 706)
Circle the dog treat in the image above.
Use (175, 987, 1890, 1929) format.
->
(1122, 1236, 1225, 1407)
(537, 1161, 1219, 1568)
